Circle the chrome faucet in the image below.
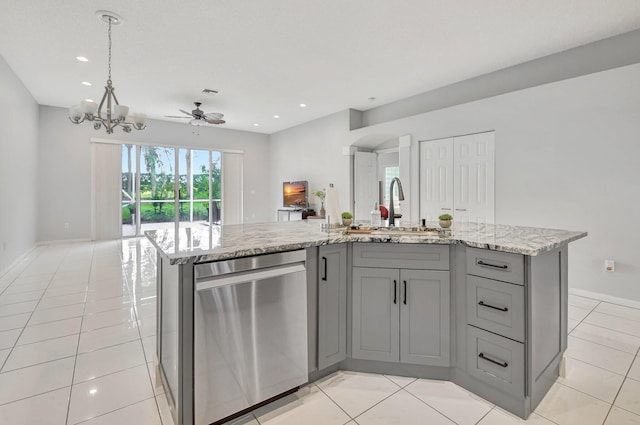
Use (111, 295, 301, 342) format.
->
(388, 177, 405, 226)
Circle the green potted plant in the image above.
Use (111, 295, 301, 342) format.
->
(341, 211, 353, 227)
(438, 213, 453, 229)
(312, 189, 326, 217)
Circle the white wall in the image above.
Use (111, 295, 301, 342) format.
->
(269, 110, 351, 219)
(270, 63, 640, 303)
(37, 106, 271, 241)
(0, 56, 39, 274)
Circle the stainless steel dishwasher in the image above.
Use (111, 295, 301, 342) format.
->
(193, 250, 308, 425)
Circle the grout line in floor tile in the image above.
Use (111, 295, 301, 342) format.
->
(0, 352, 78, 375)
(401, 385, 469, 425)
(568, 332, 640, 355)
(65, 243, 92, 425)
(0, 383, 73, 408)
(587, 308, 640, 324)
(120, 239, 166, 425)
(572, 319, 640, 341)
(71, 395, 159, 425)
(0, 248, 63, 371)
(473, 406, 493, 425)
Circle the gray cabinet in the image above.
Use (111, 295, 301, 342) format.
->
(352, 265, 450, 366)
(318, 244, 347, 369)
(400, 269, 450, 366)
(352, 267, 400, 362)
(465, 250, 526, 396)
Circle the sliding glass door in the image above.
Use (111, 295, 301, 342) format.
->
(121, 144, 222, 237)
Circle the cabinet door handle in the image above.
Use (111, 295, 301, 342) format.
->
(477, 260, 509, 270)
(441, 208, 452, 211)
(478, 352, 508, 368)
(321, 256, 327, 281)
(393, 280, 397, 304)
(455, 208, 467, 211)
(478, 301, 508, 312)
(403, 280, 407, 305)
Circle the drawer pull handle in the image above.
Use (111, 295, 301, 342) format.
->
(477, 260, 509, 270)
(479, 352, 508, 368)
(478, 301, 508, 312)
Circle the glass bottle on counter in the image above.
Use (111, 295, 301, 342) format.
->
(370, 203, 381, 226)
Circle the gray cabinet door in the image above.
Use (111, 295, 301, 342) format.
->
(352, 267, 400, 362)
(400, 269, 450, 366)
(318, 244, 347, 370)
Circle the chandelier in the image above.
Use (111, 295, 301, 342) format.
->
(69, 11, 146, 134)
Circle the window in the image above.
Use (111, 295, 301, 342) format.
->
(121, 144, 222, 237)
(384, 166, 400, 209)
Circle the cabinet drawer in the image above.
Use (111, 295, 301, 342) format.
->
(467, 326, 524, 397)
(353, 243, 449, 270)
(467, 275, 525, 342)
(466, 248, 524, 285)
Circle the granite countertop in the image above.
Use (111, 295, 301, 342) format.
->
(145, 221, 587, 265)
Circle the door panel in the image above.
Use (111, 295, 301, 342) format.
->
(354, 151, 378, 221)
(318, 245, 347, 369)
(400, 269, 450, 366)
(453, 132, 495, 224)
(419, 138, 454, 222)
(352, 267, 399, 363)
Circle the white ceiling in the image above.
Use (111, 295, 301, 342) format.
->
(1, 1, 640, 134)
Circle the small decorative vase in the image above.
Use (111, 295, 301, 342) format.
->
(439, 219, 452, 229)
(320, 204, 326, 217)
(342, 218, 352, 227)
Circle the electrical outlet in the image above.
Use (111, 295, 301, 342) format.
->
(605, 260, 615, 272)
(64, 222, 70, 230)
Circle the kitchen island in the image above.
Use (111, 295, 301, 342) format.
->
(146, 221, 586, 425)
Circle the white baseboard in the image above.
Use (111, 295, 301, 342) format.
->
(0, 243, 38, 280)
(569, 288, 640, 310)
(37, 238, 92, 245)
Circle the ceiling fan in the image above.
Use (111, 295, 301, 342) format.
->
(166, 102, 226, 125)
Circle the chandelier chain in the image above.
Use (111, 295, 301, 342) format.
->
(107, 16, 112, 84)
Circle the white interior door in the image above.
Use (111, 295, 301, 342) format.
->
(453, 132, 495, 224)
(419, 138, 454, 222)
(354, 151, 378, 221)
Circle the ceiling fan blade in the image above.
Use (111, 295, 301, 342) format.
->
(204, 112, 223, 120)
(205, 119, 226, 125)
(179, 109, 195, 117)
(165, 115, 191, 119)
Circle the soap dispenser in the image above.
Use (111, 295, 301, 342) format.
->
(370, 203, 381, 226)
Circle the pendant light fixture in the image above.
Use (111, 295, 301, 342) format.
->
(69, 11, 146, 134)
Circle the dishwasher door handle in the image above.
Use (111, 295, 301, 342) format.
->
(196, 263, 306, 291)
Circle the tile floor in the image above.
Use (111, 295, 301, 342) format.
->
(0, 239, 639, 425)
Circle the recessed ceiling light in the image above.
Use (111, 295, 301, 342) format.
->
(253, 123, 260, 127)
(273, 115, 280, 119)
(81, 81, 92, 86)
(76, 56, 89, 62)
(85, 98, 95, 103)
(299, 103, 307, 108)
